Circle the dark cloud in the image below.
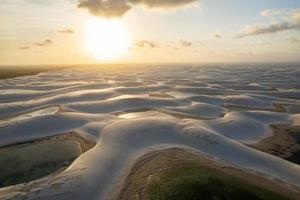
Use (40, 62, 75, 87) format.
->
(18, 46, 30, 50)
(134, 40, 158, 48)
(34, 39, 53, 47)
(58, 28, 74, 34)
(179, 39, 192, 47)
(78, 0, 131, 18)
(78, 0, 199, 18)
(237, 9, 300, 38)
(237, 22, 300, 38)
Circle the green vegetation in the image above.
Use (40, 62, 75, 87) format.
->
(0, 66, 46, 79)
(145, 163, 289, 200)
(0, 66, 67, 79)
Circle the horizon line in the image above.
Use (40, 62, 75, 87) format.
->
(1, 61, 300, 68)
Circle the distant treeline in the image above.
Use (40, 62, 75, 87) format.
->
(0, 66, 66, 79)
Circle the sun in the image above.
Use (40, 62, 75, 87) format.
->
(85, 18, 130, 60)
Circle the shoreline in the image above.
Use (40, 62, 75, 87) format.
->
(0, 132, 96, 188)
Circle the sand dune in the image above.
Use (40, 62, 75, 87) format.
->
(0, 64, 300, 200)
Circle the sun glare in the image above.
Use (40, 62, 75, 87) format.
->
(85, 19, 130, 60)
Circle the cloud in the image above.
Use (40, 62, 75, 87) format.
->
(78, 0, 131, 18)
(34, 39, 53, 47)
(78, 0, 199, 18)
(58, 28, 74, 34)
(214, 33, 220, 39)
(289, 37, 300, 43)
(179, 39, 192, 47)
(134, 40, 158, 48)
(293, 9, 300, 22)
(130, 0, 198, 9)
(237, 9, 300, 38)
(18, 46, 30, 50)
(237, 22, 300, 38)
(261, 9, 288, 17)
(259, 41, 272, 46)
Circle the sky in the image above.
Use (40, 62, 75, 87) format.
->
(0, 0, 300, 65)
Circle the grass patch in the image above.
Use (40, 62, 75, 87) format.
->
(145, 163, 289, 200)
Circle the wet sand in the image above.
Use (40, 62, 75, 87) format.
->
(250, 124, 300, 164)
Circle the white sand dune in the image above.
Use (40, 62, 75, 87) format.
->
(0, 64, 300, 200)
